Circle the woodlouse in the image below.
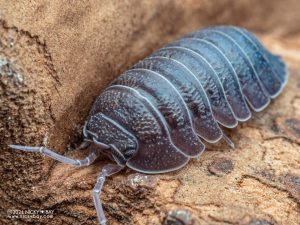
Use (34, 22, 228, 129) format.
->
(10, 25, 288, 225)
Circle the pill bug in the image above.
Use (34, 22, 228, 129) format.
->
(10, 25, 288, 225)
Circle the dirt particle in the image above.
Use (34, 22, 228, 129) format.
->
(242, 218, 277, 225)
(208, 157, 234, 176)
(274, 117, 300, 144)
(280, 173, 300, 201)
(285, 118, 300, 136)
(163, 209, 194, 225)
(0, 56, 24, 85)
(126, 173, 157, 189)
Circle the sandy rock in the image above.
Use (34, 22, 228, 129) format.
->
(0, 0, 300, 225)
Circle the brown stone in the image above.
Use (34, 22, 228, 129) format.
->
(208, 157, 234, 176)
(1, 1, 300, 225)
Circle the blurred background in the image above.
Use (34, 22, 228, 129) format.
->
(1, 1, 299, 224)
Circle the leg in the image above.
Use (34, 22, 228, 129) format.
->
(78, 140, 92, 150)
(222, 133, 235, 149)
(9, 144, 100, 167)
(93, 164, 124, 225)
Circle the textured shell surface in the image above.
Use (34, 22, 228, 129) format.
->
(87, 25, 288, 174)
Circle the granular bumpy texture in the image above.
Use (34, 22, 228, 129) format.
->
(0, 0, 300, 225)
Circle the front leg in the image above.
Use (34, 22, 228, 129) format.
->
(9, 143, 99, 167)
(93, 164, 124, 225)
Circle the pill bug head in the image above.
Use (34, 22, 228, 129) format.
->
(84, 112, 138, 164)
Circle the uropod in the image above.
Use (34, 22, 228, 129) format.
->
(10, 26, 288, 225)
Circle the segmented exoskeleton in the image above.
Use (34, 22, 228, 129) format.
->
(10, 26, 288, 225)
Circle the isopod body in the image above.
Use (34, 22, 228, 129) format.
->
(87, 25, 288, 173)
(10, 26, 288, 225)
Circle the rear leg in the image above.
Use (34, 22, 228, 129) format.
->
(222, 133, 235, 149)
(9, 142, 100, 167)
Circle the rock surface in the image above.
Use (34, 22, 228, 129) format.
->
(0, 0, 300, 224)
